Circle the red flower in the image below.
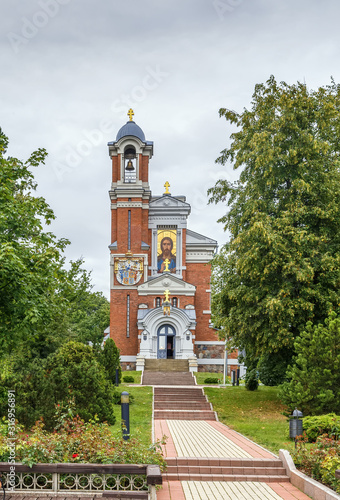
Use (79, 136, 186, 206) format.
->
(72, 453, 79, 458)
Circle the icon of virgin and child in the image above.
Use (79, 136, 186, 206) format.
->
(157, 234, 176, 273)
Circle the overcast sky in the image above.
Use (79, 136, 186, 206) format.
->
(2, 0, 340, 298)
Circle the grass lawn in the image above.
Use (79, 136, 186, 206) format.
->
(114, 372, 295, 456)
(121, 370, 142, 384)
(111, 383, 152, 447)
(204, 385, 295, 455)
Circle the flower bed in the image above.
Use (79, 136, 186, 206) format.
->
(293, 434, 340, 494)
(0, 415, 166, 470)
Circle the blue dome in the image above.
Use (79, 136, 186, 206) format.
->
(116, 121, 145, 142)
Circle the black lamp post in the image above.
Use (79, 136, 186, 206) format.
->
(289, 408, 303, 448)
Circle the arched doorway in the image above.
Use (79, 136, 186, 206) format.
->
(157, 324, 176, 359)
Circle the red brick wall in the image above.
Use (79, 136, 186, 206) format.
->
(110, 289, 139, 355)
(140, 154, 149, 182)
(111, 155, 120, 182)
(186, 262, 217, 342)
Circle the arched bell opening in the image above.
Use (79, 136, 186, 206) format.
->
(124, 146, 136, 183)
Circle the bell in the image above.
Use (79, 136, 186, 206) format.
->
(126, 160, 134, 171)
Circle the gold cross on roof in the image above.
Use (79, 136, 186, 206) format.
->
(164, 181, 170, 194)
(127, 108, 134, 121)
(164, 289, 170, 302)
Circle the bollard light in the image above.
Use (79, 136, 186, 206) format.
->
(289, 408, 303, 447)
(121, 391, 130, 441)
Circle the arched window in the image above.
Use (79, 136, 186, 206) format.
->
(172, 297, 178, 307)
(155, 297, 161, 307)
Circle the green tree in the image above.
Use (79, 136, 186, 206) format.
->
(100, 338, 122, 385)
(0, 130, 110, 357)
(280, 312, 340, 415)
(0, 128, 69, 352)
(209, 77, 340, 365)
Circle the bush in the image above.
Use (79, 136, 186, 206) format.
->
(123, 376, 135, 383)
(303, 414, 340, 442)
(293, 435, 340, 494)
(280, 313, 340, 415)
(0, 342, 117, 429)
(204, 377, 220, 384)
(100, 338, 122, 385)
(245, 369, 259, 391)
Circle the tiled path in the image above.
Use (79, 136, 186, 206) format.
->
(159, 479, 311, 499)
(155, 414, 311, 499)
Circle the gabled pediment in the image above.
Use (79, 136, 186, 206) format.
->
(149, 195, 191, 217)
(137, 273, 196, 296)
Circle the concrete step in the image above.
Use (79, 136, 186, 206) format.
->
(165, 465, 287, 476)
(164, 457, 289, 482)
(142, 371, 195, 386)
(144, 359, 189, 372)
(166, 457, 285, 467)
(162, 473, 289, 482)
(154, 410, 216, 420)
(154, 387, 202, 395)
(155, 395, 206, 401)
(154, 401, 211, 410)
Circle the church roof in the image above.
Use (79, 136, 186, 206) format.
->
(116, 121, 145, 141)
(186, 229, 218, 248)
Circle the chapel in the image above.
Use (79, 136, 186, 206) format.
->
(107, 110, 238, 373)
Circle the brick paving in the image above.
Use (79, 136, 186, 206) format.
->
(153, 385, 311, 500)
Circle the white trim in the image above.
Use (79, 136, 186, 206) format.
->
(120, 356, 137, 362)
(197, 359, 224, 365)
(194, 341, 225, 345)
(197, 359, 240, 365)
(206, 289, 211, 293)
(203, 310, 211, 314)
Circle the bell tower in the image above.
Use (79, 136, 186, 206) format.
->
(108, 110, 153, 359)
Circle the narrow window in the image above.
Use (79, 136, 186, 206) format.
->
(126, 295, 130, 338)
(128, 210, 131, 251)
(172, 297, 178, 307)
(156, 297, 161, 307)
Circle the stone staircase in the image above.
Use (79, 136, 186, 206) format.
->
(163, 457, 289, 483)
(144, 359, 189, 371)
(153, 387, 216, 420)
(142, 371, 195, 386)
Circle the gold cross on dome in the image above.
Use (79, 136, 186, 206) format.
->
(164, 181, 170, 194)
(127, 108, 134, 121)
(164, 289, 170, 302)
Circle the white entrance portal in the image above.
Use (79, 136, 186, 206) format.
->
(137, 306, 196, 360)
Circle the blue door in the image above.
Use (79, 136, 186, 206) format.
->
(157, 324, 176, 359)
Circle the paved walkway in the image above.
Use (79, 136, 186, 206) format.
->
(153, 387, 311, 500)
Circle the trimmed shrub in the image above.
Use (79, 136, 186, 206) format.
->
(303, 413, 340, 442)
(204, 377, 220, 384)
(123, 375, 135, 383)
